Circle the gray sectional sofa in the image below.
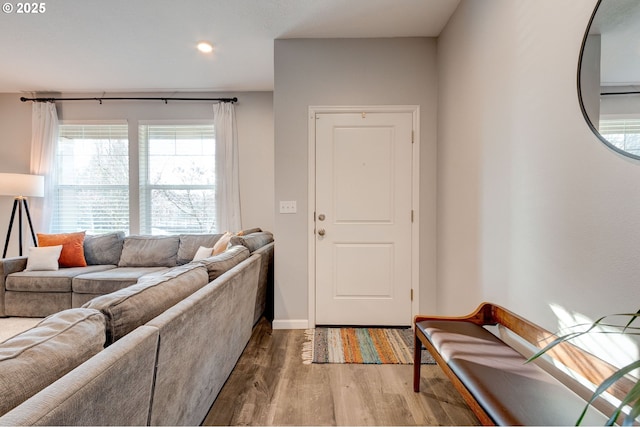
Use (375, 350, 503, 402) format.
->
(0, 230, 272, 319)
(0, 230, 274, 425)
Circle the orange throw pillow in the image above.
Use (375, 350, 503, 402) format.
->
(37, 231, 87, 268)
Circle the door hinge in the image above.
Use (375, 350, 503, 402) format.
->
(411, 210, 414, 223)
(411, 130, 414, 144)
(411, 289, 414, 301)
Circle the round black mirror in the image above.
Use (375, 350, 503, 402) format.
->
(579, 0, 640, 160)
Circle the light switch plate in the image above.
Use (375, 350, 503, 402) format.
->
(279, 201, 297, 214)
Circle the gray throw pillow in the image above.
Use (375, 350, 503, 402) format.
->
(230, 231, 274, 253)
(176, 234, 223, 265)
(195, 245, 250, 281)
(118, 236, 180, 267)
(84, 231, 125, 265)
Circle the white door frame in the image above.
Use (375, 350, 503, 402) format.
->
(307, 105, 420, 328)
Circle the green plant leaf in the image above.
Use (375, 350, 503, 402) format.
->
(527, 331, 587, 363)
(622, 310, 640, 333)
(525, 311, 640, 425)
(595, 363, 640, 425)
(528, 312, 640, 364)
(614, 380, 640, 426)
(573, 360, 640, 425)
(622, 392, 640, 426)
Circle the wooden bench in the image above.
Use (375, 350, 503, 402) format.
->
(413, 302, 635, 426)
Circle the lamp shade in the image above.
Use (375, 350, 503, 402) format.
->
(0, 173, 45, 198)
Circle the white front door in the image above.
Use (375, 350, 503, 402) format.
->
(314, 111, 414, 326)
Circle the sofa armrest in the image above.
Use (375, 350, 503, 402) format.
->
(0, 257, 28, 317)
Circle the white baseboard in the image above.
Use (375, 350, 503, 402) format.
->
(272, 319, 309, 330)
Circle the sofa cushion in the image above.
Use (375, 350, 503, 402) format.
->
(230, 231, 274, 253)
(72, 266, 169, 295)
(83, 264, 209, 344)
(6, 264, 117, 292)
(84, 231, 125, 265)
(195, 245, 250, 281)
(37, 232, 87, 268)
(0, 308, 106, 416)
(118, 235, 180, 267)
(176, 234, 222, 265)
(0, 325, 159, 426)
(239, 227, 262, 235)
(5, 292, 72, 317)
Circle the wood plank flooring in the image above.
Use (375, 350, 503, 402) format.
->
(203, 318, 479, 426)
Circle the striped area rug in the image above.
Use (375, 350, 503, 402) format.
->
(302, 327, 436, 365)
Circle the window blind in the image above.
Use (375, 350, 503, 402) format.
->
(139, 123, 216, 234)
(53, 123, 129, 233)
(599, 118, 640, 156)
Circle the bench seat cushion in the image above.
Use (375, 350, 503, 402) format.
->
(417, 320, 609, 426)
(72, 267, 169, 295)
(6, 265, 117, 292)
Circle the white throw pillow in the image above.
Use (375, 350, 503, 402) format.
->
(25, 245, 63, 271)
(192, 246, 214, 261)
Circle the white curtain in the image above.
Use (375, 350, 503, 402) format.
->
(213, 102, 241, 232)
(30, 102, 58, 233)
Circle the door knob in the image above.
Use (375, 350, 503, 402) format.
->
(317, 228, 326, 236)
(318, 213, 326, 221)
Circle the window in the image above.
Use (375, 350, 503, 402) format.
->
(54, 121, 217, 235)
(139, 122, 216, 234)
(54, 123, 129, 234)
(599, 117, 640, 157)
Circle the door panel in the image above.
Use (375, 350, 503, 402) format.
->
(334, 243, 393, 297)
(315, 112, 413, 326)
(333, 128, 393, 222)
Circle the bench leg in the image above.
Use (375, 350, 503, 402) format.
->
(413, 330, 422, 392)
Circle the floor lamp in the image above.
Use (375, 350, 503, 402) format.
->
(0, 173, 45, 258)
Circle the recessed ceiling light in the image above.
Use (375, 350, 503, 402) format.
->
(197, 42, 214, 53)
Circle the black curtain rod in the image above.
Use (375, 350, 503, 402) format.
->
(20, 96, 238, 104)
(601, 91, 640, 96)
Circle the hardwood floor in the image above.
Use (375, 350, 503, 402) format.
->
(203, 318, 479, 426)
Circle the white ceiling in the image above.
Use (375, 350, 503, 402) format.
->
(0, 0, 460, 93)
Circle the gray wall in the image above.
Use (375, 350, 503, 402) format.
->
(437, 0, 639, 366)
(0, 91, 274, 256)
(273, 38, 438, 327)
(581, 35, 601, 129)
(600, 89, 640, 116)
(0, 95, 33, 255)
